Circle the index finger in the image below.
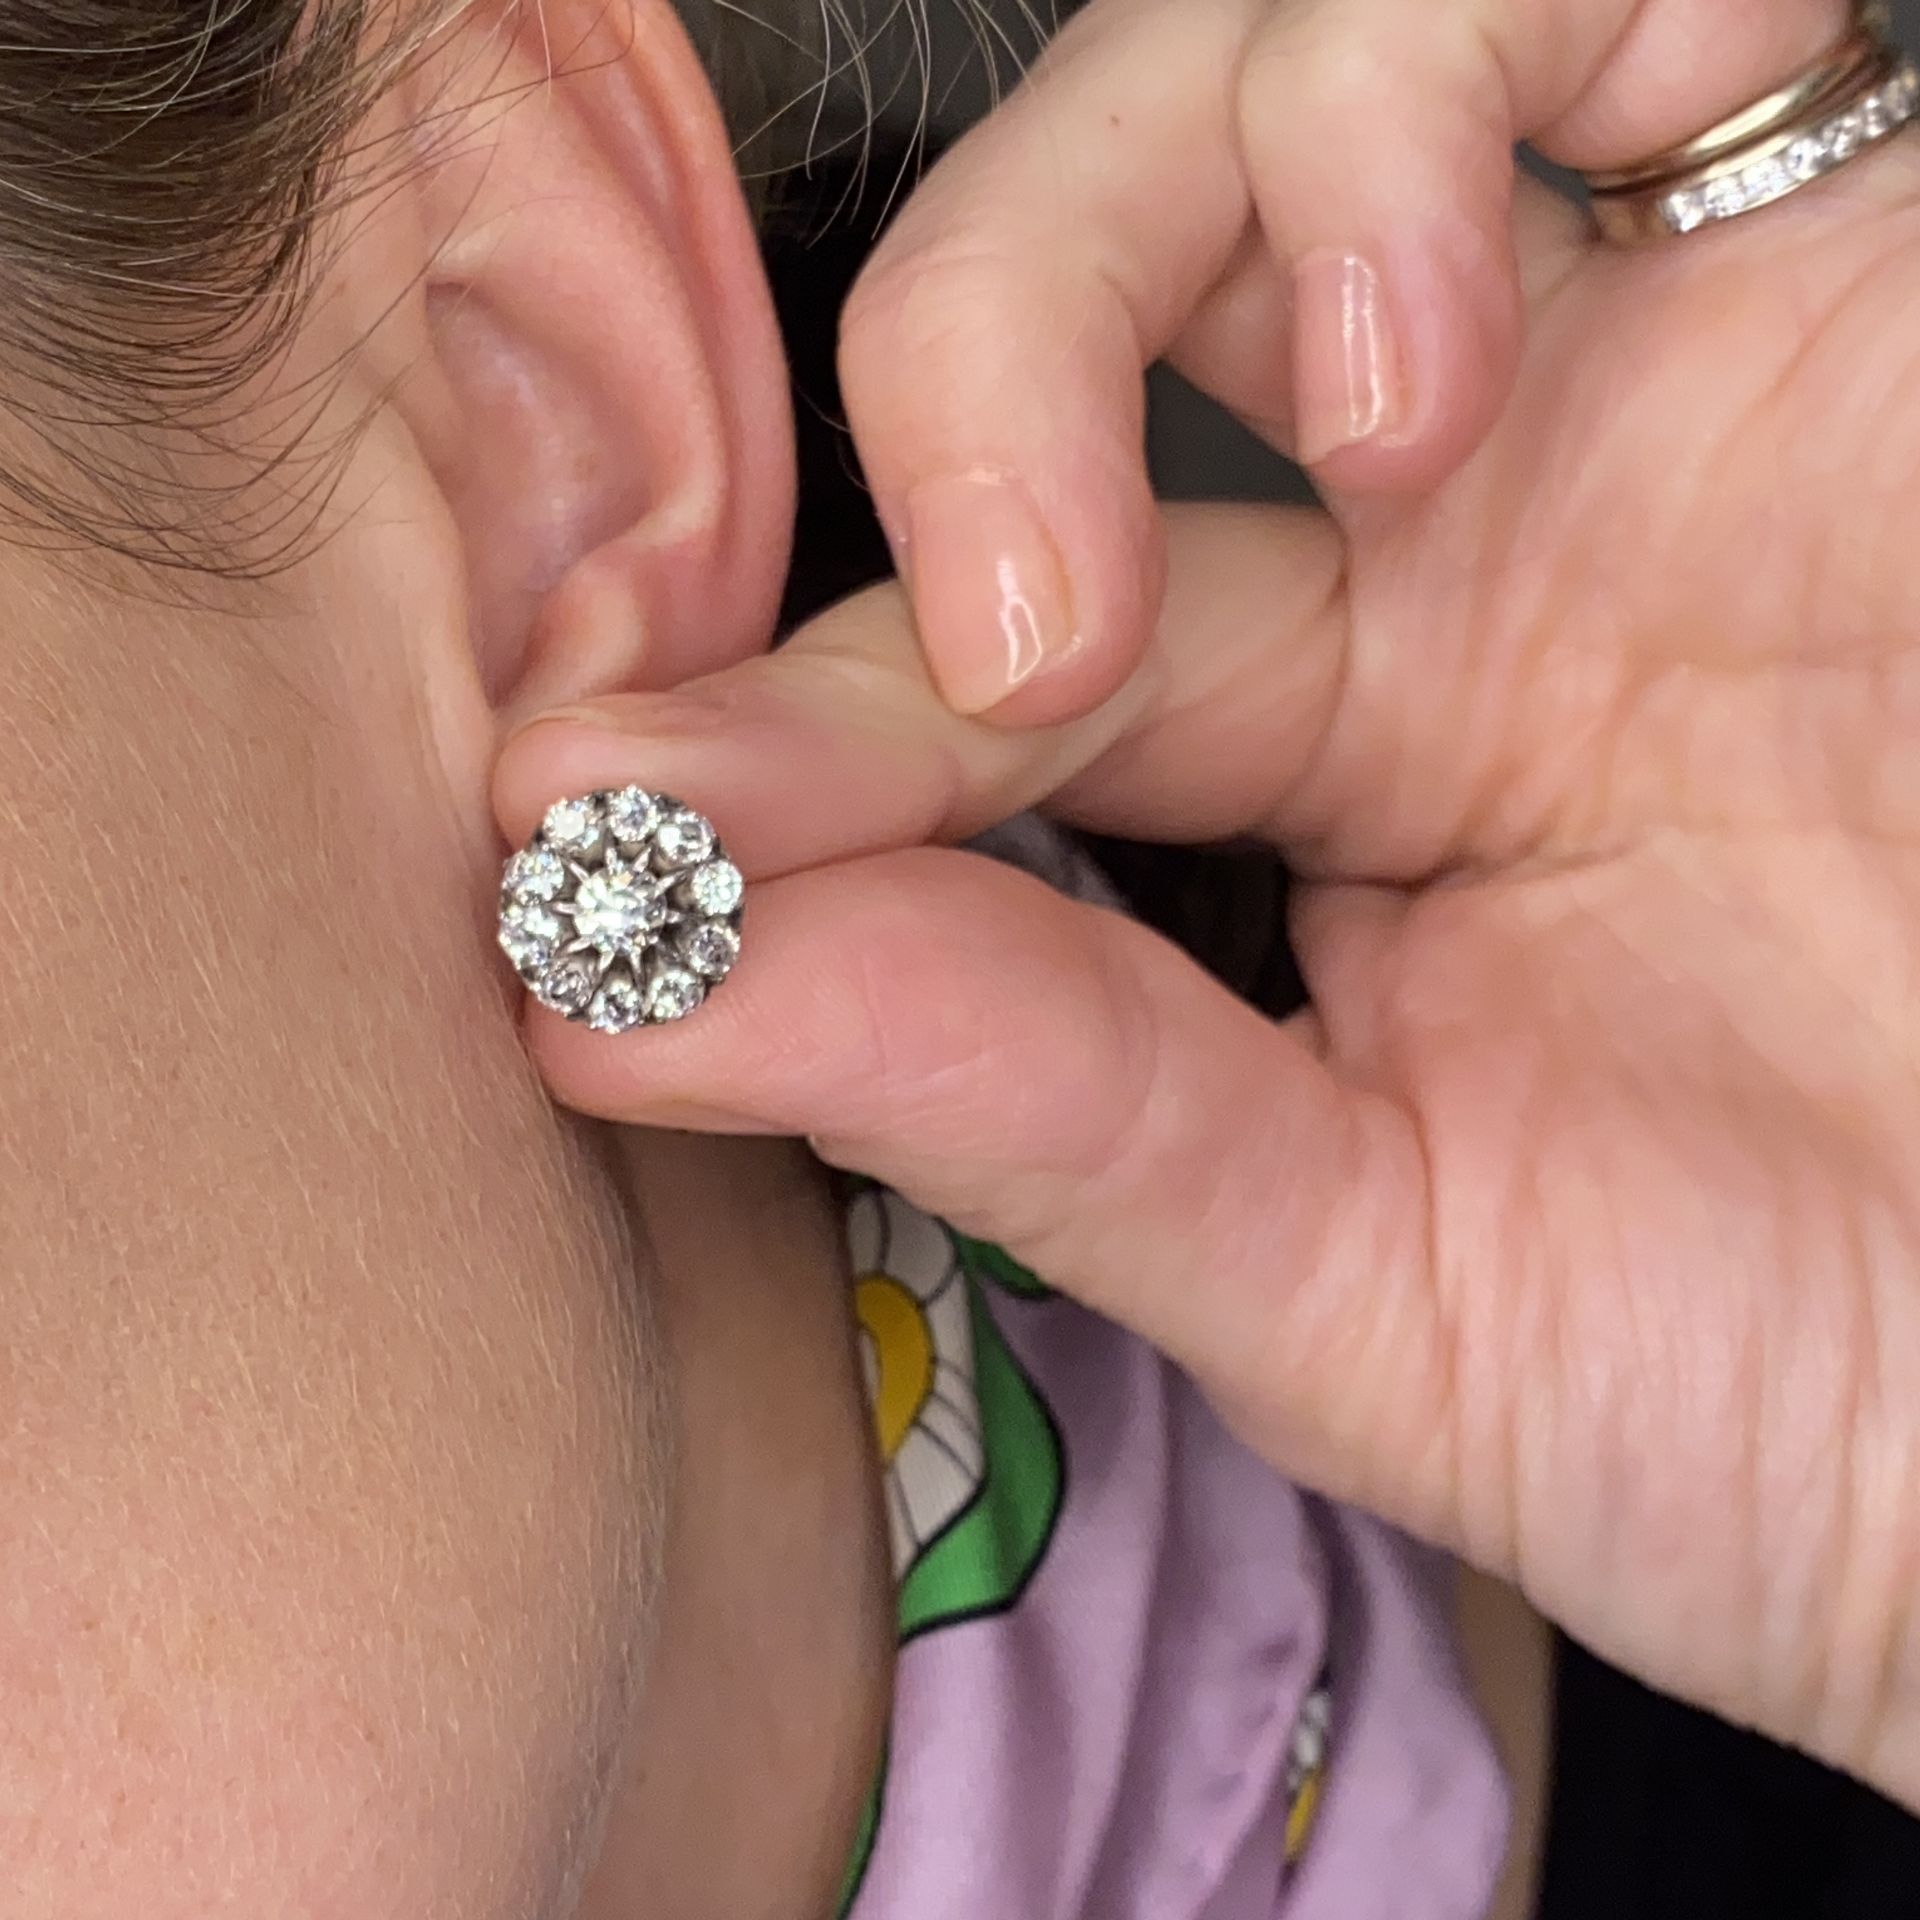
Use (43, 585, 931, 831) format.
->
(844, 0, 1846, 727)
(838, 0, 1264, 724)
(493, 503, 1350, 871)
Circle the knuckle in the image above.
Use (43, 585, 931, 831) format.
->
(1236, 19, 1370, 154)
(839, 224, 1030, 404)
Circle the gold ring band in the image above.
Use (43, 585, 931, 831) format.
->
(1584, 29, 1917, 243)
(1583, 4, 1892, 192)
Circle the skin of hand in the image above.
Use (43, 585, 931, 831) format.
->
(495, 0, 1920, 1813)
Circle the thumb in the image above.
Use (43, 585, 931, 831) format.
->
(522, 845, 1461, 1547)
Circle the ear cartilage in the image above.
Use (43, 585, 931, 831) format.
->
(499, 788, 744, 1034)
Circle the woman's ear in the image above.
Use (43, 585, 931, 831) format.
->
(369, 0, 794, 718)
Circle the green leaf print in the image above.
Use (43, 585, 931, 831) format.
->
(838, 1267, 1065, 1916)
(898, 1273, 1064, 1638)
(951, 1230, 1052, 1301)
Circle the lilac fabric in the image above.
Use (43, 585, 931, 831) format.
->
(846, 820, 1510, 1917)
(849, 1283, 1510, 1918)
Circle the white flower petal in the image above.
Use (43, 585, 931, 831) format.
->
(878, 1191, 959, 1301)
(915, 1388, 985, 1477)
(924, 1277, 977, 1384)
(883, 1468, 916, 1580)
(845, 1188, 888, 1274)
(894, 1428, 983, 1549)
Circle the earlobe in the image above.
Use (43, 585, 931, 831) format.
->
(391, 0, 794, 717)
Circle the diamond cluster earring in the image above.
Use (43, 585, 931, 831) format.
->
(498, 789, 744, 1034)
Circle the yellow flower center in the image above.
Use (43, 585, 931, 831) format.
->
(854, 1272, 936, 1461)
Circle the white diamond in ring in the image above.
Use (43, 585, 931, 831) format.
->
(1592, 47, 1920, 243)
(500, 790, 744, 1028)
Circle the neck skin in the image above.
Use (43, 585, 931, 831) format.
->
(301, 134, 894, 1904)
(0, 475, 893, 1919)
(0, 0, 888, 1882)
(578, 1133, 894, 1920)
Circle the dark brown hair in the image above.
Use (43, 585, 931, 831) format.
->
(0, 0, 474, 569)
(0, 0, 984, 571)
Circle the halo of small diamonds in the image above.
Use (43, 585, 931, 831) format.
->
(1657, 60, 1919, 235)
(500, 790, 744, 1029)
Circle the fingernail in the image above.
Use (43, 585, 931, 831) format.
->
(904, 468, 1080, 716)
(1293, 250, 1405, 466)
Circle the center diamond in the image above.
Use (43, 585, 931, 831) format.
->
(569, 864, 669, 962)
